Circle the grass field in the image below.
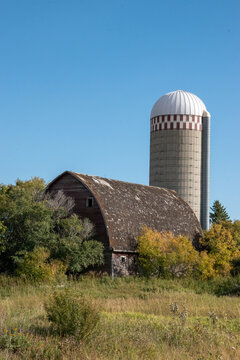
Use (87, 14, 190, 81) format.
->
(0, 275, 240, 359)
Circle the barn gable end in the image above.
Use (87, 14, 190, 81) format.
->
(46, 172, 112, 273)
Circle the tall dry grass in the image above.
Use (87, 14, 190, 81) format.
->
(0, 275, 239, 359)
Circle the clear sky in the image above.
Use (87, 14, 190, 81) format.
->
(0, 0, 239, 220)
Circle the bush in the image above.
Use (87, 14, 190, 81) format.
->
(137, 227, 202, 278)
(214, 275, 240, 297)
(45, 289, 100, 338)
(15, 247, 66, 283)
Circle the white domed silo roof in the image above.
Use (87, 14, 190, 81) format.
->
(151, 90, 207, 118)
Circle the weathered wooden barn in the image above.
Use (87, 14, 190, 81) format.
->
(47, 171, 203, 276)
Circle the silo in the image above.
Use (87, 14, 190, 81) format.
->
(149, 90, 210, 230)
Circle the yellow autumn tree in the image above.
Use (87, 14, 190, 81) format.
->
(196, 251, 216, 279)
(202, 223, 240, 276)
(137, 227, 202, 278)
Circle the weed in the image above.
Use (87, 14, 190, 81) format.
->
(209, 311, 219, 325)
(170, 302, 188, 326)
(0, 328, 32, 352)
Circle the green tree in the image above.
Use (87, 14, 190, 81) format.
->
(210, 200, 230, 224)
(0, 178, 104, 274)
(0, 178, 53, 272)
(50, 215, 104, 273)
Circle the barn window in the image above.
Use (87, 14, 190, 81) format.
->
(86, 197, 94, 207)
(120, 256, 126, 263)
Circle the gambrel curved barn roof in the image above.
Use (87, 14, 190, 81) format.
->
(47, 171, 203, 251)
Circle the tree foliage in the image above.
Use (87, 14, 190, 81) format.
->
(137, 226, 240, 279)
(16, 247, 67, 283)
(50, 215, 104, 273)
(137, 227, 202, 278)
(0, 178, 52, 271)
(210, 200, 230, 224)
(202, 223, 240, 276)
(0, 178, 104, 274)
(232, 220, 240, 246)
(220, 220, 240, 248)
(0, 221, 6, 237)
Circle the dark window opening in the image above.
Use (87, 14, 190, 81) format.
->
(86, 197, 93, 208)
(120, 256, 126, 263)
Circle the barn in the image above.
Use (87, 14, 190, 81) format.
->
(46, 171, 203, 276)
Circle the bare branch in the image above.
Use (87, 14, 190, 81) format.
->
(45, 191, 75, 215)
(82, 218, 95, 239)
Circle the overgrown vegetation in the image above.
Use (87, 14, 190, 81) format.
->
(16, 247, 67, 283)
(137, 217, 240, 279)
(0, 276, 240, 359)
(137, 227, 203, 278)
(0, 178, 104, 277)
(45, 289, 100, 338)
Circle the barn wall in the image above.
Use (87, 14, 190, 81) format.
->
(47, 173, 111, 273)
(112, 253, 137, 277)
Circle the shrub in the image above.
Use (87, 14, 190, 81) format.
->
(137, 227, 201, 278)
(214, 275, 240, 296)
(45, 289, 100, 338)
(15, 247, 66, 283)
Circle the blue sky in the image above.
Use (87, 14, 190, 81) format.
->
(0, 0, 239, 220)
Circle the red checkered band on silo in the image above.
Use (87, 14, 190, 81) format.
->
(150, 115, 202, 132)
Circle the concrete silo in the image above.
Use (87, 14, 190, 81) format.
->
(149, 90, 210, 230)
